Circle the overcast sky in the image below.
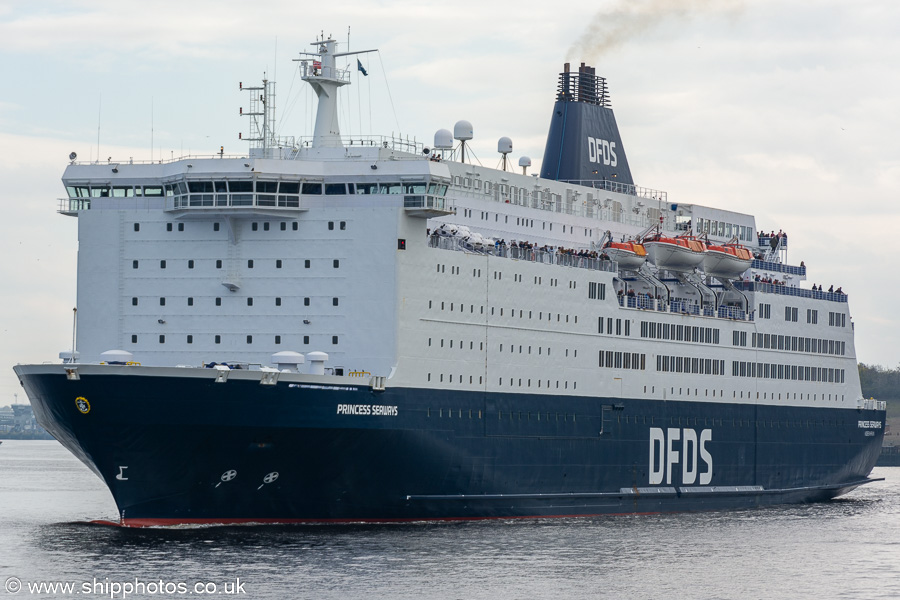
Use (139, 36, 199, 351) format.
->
(2, 0, 899, 403)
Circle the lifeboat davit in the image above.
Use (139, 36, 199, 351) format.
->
(602, 241, 647, 270)
(703, 243, 753, 279)
(643, 235, 707, 272)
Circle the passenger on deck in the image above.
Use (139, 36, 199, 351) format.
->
(836, 287, 843, 295)
(828, 285, 834, 293)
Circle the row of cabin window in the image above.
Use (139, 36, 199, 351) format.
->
(427, 374, 484, 385)
(641, 385, 844, 403)
(639, 321, 720, 344)
(427, 299, 578, 324)
(781, 305, 824, 324)
(828, 311, 847, 327)
(598, 351, 646, 370)
(619, 412, 849, 427)
(731, 361, 846, 384)
(426, 407, 484, 418)
(426, 338, 578, 359)
(599, 317, 631, 336)
(498, 378, 576, 390)
(428, 339, 485, 351)
(133, 296, 338, 307)
(435, 263, 569, 288)
(749, 332, 846, 356)
(656, 356, 726, 375)
(131, 334, 338, 345)
(459, 208, 592, 237)
(132, 259, 340, 269)
(133, 221, 301, 232)
(588, 282, 605, 300)
(178, 181, 433, 196)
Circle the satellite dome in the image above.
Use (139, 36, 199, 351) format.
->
(453, 120, 473, 141)
(498, 137, 513, 154)
(518, 156, 532, 167)
(434, 129, 453, 149)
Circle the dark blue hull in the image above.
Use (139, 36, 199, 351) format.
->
(17, 367, 885, 525)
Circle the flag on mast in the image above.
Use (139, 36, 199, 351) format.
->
(357, 59, 368, 76)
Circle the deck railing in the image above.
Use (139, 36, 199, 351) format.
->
(735, 281, 848, 303)
(427, 236, 618, 273)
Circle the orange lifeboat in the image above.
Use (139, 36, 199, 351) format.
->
(643, 234, 707, 272)
(602, 240, 647, 270)
(703, 243, 753, 279)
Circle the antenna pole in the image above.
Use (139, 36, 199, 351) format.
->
(71, 307, 77, 361)
(96, 93, 101, 164)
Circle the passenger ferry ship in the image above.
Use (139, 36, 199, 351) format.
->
(14, 35, 885, 526)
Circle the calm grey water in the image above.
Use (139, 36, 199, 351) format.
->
(1, 440, 898, 599)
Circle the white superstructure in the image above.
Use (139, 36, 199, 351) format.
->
(56, 35, 864, 416)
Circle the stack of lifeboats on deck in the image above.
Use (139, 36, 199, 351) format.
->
(607, 232, 753, 280)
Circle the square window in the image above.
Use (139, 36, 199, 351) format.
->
(132, 297, 138, 306)
(132, 260, 139, 269)
(398, 238, 406, 250)
(159, 297, 166, 306)
(187, 297, 193, 306)
(131, 334, 137, 343)
(304, 297, 310, 306)
(333, 297, 339, 306)
(275, 297, 281, 306)
(332, 336, 338, 345)
(187, 335, 193, 344)
(292, 222, 298, 231)
(160, 260, 166, 269)
(276, 259, 282, 268)
(166, 223, 172, 232)
(159, 334, 165, 343)
(333, 259, 340, 268)
(214, 222, 220, 231)
(134, 223, 140, 232)
(328, 221, 334, 230)
(305, 259, 310, 268)
(188, 260, 194, 269)
(280, 222, 286, 231)
(215, 335, 221, 344)
(247, 259, 254, 268)
(247, 298, 253, 306)
(340, 221, 346, 230)
(275, 335, 281, 344)
(263, 222, 270, 231)
(216, 259, 222, 269)
(303, 335, 309, 344)
(252, 222, 258, 231)
(247, 335, 252, 344)
(215, 297, 222, 306)
(178, 223, 184, 232)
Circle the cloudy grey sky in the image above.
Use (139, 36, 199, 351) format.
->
(1, 0, 899, 402)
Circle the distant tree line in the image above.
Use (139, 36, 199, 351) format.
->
(858, 363, 900, 401)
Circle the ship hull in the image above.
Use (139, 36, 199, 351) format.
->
(15, 364, 885, 525)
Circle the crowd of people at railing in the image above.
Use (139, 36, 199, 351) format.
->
(811, 284, 844, 295)
(753, 274, 788, 286)
(426, 229, 616, 272)
(758, 229, 788, 250)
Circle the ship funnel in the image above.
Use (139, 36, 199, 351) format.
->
(540, 63, 634, 186)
